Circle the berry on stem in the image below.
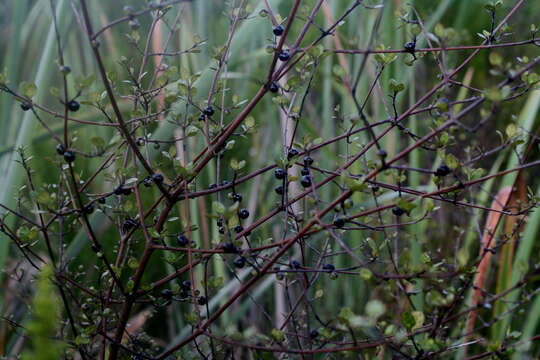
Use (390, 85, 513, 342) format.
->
(177, 234, 189, 246)
(301, 167, 309, 176)
(392, 206, 405, 217)
(181, 280, 191, 290)
(20, 102, 31, 111)
(278, 50, 290, 61)
(333, 217, 345, 228)
(56, 143, 65, 155)
(435, 164, 451, 177)
(238, 208, 249, 219)
(233, 193, 243, 203)
(274, 168, 285, 179)
(197, 296, 207, 305)
(203, 106, 215, 116)
(304, 156, 314, 166)
(136, 137, 145, 146)
(287, 148, 299, 159)
(67, 100, 80, 112)
(234, 225, 244, 234)
(272, 24, 284, 36)
(222, 241, 237, 253)
(63, 150, 75, 163)
(152, 173, 164, 184)
(233, 257, 246, 268)
(268, 82, 279, 93)
(322, 263, 335, 272)
(275, 185, 284, 195)
(300, 175, 312, 188)
(404, 41, 416, 53)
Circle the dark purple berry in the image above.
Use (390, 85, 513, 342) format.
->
(275, 185, 284, 195)
(218, 226, 225, 234)
(234, 225, 243, 234)
(197, 296, 207, 305)
(291, 260, 301, 269)
(20, 102, 31, 111)
(222, 241, 237, 253)
(67, 100, 80, 112)
(98, 197, 106, 204)
(56, 143, 65, 155)
(177, 234, 189, 246)
(274, 168, 285, 179)
(238, 208, 249, 219)
(268, 82, 279, 93)
(278, 50, 290, 61)
(233, 193, 243, 203)
(203, 106, 214, 116)
(161, 289, 173, 299)
(435, 164, 451, 177)
(143, 177, 153, 187)
(333, 217, 345, 228)
(272, 24, 284, 36)
(392, 206, 405, 217)
(304, 156, 314, 166)
(287, 148, 299, 159)
(152, 173, 164, 184)
(322, 263, 335, 272)
(181, 280, 191, 290)
(300, 175, 312, 188)
(404, 41, 416, 53)
(209, 183, 217, 189)
(310, 329, 319, 339)
(84, 204, 94, 214)
(233, 257, 246, 268)
(136, 137, 145, 146)
(63, 150, 75, 163)
(301, 167, 309, 176)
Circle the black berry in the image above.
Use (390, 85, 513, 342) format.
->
(435, 164, 451, 177)
(301, 167, 309, 176)
(161, 289, 173, 299)
(98, 197, 106, 204)
(238, 208, 249, 219)
(233, 257, 246, 268)
(114, 185, 124, 195)
(56, 143, 65, 155)
(218, 226, 225, 234)
(217, 218, 223, 227)
(278, 50, 290, 61)
(268, 82, 279, 93)
(222, 241, 237, 253)
(152, 173, 164, 184)
(67, 100, 80, 112)
(404, 41, 416, 53)
(63, 150, 75, 163)
(209, 183, 217, 189)
(136, 137, 145, 146)
(143, 177, 153, 187)
(84, 204, 94, 214)
(181, 280, 191, 291)
(233, 193, 243, 203)
(291, 260, 301, 269)
(333, 217, 345, 228)
(392, 206, 405, 217)
(234, 225, 243, 234)
(203, 106, 215, 116)
(274, 168, 285, 179)
(197, 296, 207, 305)
(310, 329, 319, 339)
(198, 114, 206, 121)
(300, 175, 312, 188)
(304, 156, 314, 166)
(322, 263, 335, 272)
(275, 185, 284, 195)
(122, 187, 132, 196)
(377, 148, 387, 158)
(177, 234, 189, 246)
(272, 24, 284, 36)
(287, 148, 299, 159)
(20, 102, 31, 111)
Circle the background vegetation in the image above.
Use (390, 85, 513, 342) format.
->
(0, 0, 539, 359)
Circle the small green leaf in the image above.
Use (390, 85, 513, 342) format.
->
(401, 311, 416, 330)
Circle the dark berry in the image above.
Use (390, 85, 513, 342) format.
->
(81, 303, 90, 311)
(122, 187, 132, 196)
(300, 175, 312, 188)
(322, 263, 335, 272)
(222, 241, 237, 253)
(435, 164, 451, 177)
(304, 156, 314, 166)
(272, 24, 284, 36)
(275, 185, 284, 195)
(404, 41, 416, 53)
(114, 185, 124, 195)
(209, 183, 217, 189)
(233, 193, 243, 203)
(392, 206, 405, 217)
(177, 234, 189, 246)
(310, 329, 319, 339)
(203, 106, 215, 116)
(274, 168, 285, 179)
(221, 180, 230, 186)
(152, 173, 164, 184)
(63, 150, 76, 163)
(291, 260, 301, 269)
(67, 100, 80, 112)
(217, 218, 223, 227)
(84, 204, 94, 214)
(197, 296, 207, 305)
(234, 225, 243, 233)
(143, 177, 153, 187)
(268, 82, 279, 93)
(20, 102, 31, 111)
(136, 137, 145, 146)
(122, 219, 137, 233)
(98, 197, 106, 204)
(238, 208, 249, 219)
(181, 280, 191, 291)
(233, 257, 246, 268)
(198, 114, 206, 121)
(278, 50, 290, 61)
(56, 143, 65, 155)
(301, 167, 309, 176)
(161, 289, 173, 299)
(287, 148, 299, 159)
(179, 289, 189, 298)
(377, 148, 387, 158)
(218, 226, 225, 234)
(333, 217, 345, 228)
